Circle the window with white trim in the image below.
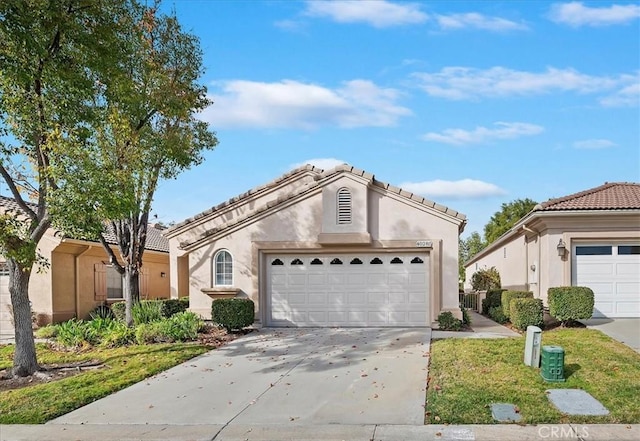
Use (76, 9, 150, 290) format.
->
(336, 187, 352, 225)
(214, 250, 233, 286)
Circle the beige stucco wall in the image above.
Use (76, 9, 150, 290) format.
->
(172, 177, 463, 324)
(464, 234, 529, 292)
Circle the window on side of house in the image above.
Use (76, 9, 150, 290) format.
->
(214, 250, 233, 286)
(336, 187, 352, 225)
(106, 266, 123, 299)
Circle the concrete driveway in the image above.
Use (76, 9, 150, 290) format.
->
(580, 318, 640, 353)
(50, 327, 431, 427)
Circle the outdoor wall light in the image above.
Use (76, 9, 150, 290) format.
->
(557, 239, 567, 257)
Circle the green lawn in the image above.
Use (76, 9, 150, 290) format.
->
(0, 343, 211, 424)
(426, 328, 640, 424)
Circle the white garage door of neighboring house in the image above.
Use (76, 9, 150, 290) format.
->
(572, 243, 640, 318)
(267, 253, 429, 327)
(0, 263, 13, 335)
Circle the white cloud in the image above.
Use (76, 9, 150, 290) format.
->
(573, 139, 617, 149)
(422, 122, 544, 146)
(303, 0, 427, 28)
(413, 66, 623, 101)
(600, 80, 640, 107)
(549, 2, 640, 27)
(436, 13, 527, 31)
(199, 79, 411, 129)
(399, 179, 507, 199)
(290, 158, 346, 171)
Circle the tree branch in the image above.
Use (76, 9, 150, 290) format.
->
(0, 163, 38, 222)
(98, 230, 124, 274)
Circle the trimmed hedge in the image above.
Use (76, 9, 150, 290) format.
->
(501, 290, 533, 319)
(211, 298, 255, 331)
(510, 298, 543, 331)
(471, 267, 501, 291)
(488, 306, 508, 324)
(111, 298, 189, 322)
(548, 286, 594, 325)
(482, 289, 506, 314)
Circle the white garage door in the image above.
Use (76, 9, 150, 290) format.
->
(267, 253, 429, 327)
(572, 243, 640, 318)
(0, 263, 14, 335)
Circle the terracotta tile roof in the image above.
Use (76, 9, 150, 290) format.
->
(538, 182, 640, 211)
(0, 196, 169, 253)
(177, 163, 467, 250)
(167, 164, 321, 233)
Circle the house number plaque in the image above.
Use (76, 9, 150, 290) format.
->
(415, 240, 432, 248)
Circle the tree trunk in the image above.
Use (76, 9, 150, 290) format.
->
(8, 259, 38, 377)
(123, 266, 140, 326)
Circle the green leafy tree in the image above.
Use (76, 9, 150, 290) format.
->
(0, 0, 131, 377)
(459, 231, 485, 281)
(483, 198, 537, 244)
(49, 4, 217, 326)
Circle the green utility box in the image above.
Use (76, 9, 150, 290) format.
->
(541, 346, 565, 382)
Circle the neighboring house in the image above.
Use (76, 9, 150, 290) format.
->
(165, 164, 466, 327)
(0, 196, 170, 335)
(464, 182, 640, 318)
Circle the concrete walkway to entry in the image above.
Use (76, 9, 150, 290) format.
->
(432, 311, 520, 339)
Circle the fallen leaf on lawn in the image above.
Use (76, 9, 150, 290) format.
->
(434, 385, 441, 391)
(434, 416, 441, 421)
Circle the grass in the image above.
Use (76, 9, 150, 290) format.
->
(0, 342, 211, 424)
(426, 328, 640, 424)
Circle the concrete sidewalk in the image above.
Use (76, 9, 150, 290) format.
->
(580, 318, 640, 353)
(2, 423, 638, 440)
(432, 311, 520, 339)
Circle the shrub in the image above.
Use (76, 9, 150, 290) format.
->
(160, 298, 189, 318)
(135, 322, 169, 344)
(488, 306, 508, 324)
(132, 301, 164, 325)
(55, 319, 96, 347)
(471, 267, 501, 291)
(35, 324, 58, 339)
(501, 290, 533, 319)
(461, 308, 471, 326)
(482, 289, 506, 314)
(510, 298, 543, 331)
(160, 311, 203, 342)
(548, 286, 595, 326)
(436, 311, 462, 331)
(111, 302, 126, 321)
(211, 298, 255, 331)
(89, 304, 115, 320)
(99, 322, 135, 347)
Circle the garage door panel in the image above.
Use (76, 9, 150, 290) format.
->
(617, 263, 640, 275)
(616, 282, 640, 294)
(574, 243, 640, 318)
(268, 253, 429, 327)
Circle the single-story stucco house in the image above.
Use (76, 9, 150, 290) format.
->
(464, 182, 640, 318)
(0, 196, 171, 336)
(165, 164, 466, 327)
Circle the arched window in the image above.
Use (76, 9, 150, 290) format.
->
(337, 187, 352, 224)
(213, 250, 233, 286)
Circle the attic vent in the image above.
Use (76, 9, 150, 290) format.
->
(336, 187, 352, 225)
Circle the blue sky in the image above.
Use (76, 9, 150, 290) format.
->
(152, 0, 640, 237)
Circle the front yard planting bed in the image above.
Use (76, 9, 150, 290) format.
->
(0, 343, 211, 424)
(426, 329, 640, 424)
